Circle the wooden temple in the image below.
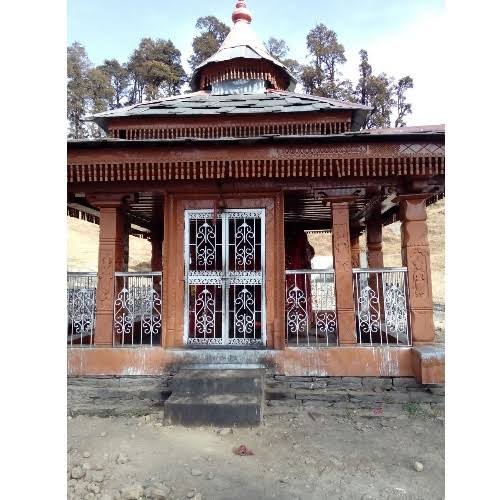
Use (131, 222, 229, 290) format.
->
(67, 1, 445, 384)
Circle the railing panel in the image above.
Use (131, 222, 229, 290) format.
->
(67, 273, 97, 346)
(113, 272, 162, 347)
(353, 268, 411, 346)
(285, 270, 338, 346)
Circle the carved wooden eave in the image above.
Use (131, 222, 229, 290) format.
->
(67, 134, 445, 184)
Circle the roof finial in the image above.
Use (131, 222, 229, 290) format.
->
(232, 1, 252, 24)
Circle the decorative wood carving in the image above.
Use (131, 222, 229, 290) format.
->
(399, 194, 435, 345)
(68, 141, 445, 184)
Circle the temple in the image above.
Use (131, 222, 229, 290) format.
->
(67, 1, 445, 405)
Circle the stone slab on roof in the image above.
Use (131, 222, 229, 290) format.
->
(86, 91, 372, 130)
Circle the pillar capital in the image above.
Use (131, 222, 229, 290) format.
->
(86, 193, 134, 210)
(396, 193, 432, 222)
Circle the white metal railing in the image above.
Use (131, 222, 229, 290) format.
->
(113, 272, 162, 346)
(353, 268, 411, 346)
(285, 270, 338, 346)
(67, 272, 97, 346)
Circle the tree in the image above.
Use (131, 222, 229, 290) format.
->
(301, 23, 350, 99)
(394, 76, 414, 127)
(99, 59, 130, 109)
(188, 16, 230, 70)
(127, 38, 186, 103)
(86, 68, 114, 137)
(355, 49, 372, 106)
(67, 42, 91, 139)
(265, 37, 289, 61)
(364, 73, 395, 129)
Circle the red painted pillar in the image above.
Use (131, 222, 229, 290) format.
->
(151, 233, 163, 272)
(367, 215, 384, 269)
(87, 195, 128, 347)
(399, 194, 435, 345)
(330, 202, 357, 345)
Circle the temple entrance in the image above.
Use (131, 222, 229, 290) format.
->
(184, 209, 266, 347)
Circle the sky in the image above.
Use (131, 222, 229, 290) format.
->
(68, 0, 446, 125)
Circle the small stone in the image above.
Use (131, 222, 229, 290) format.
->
(93, 462, 104, 471)
(279, 478, 288, 483)
(191, 468, 203, 476)
(116, 453, 129, 464)
(131, 434, 136, 439)
(87, 482, 101, 494)
(83, 451, 91, 458)
(120, 483, 144, 500)
(206, 472, 215, 480)
(193, 494, 202, 500)
(100, 432, 107, 437)
(83, 463, 92, 471)
(413, 461, 424, 472)
(217, 428, 233, 436)
(100, 495, 113, 500)
(68, 416, 73, 421)
(187, 491, 196, 499)
(71, 466, 85, 479)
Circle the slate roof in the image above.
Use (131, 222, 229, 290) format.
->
(87, 91, 372, 130)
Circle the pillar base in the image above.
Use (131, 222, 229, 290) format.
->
(411, 345, 445, 384)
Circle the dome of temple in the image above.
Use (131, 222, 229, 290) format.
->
(191, 1, 297, 93)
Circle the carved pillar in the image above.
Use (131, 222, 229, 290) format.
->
(151, 232, 163, 272)
(350, 235, 361, 268)
(366, 214, 384, 269)
(399, 194, 435, 344)
(366, 213, 384, 319)
(88, 194, 128, 347)
(329, 202, 356, 344)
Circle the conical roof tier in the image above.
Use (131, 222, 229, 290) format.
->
(191, 1, 297, 93)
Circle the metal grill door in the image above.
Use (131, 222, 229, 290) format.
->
(184, 209, 266, 347)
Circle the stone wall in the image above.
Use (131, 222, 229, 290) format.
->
(68, 376, 174, 417)
(68, 374, 445, 418)
(266, 375, 445, 417)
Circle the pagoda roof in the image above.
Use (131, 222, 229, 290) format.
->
(86, 90, 372, 130)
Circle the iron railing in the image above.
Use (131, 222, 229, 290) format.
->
(67, 272, 97, 346)
(285, 270, 338, 346)
(353, 268, 411, 346)
(113, 272, 162, 346)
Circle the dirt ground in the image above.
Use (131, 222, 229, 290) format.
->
(67, 410, 444, 500)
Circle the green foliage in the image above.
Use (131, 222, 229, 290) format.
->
(67, 42, 91, 139)
(265, 37, 289, 62)
(98, 59, 130, 109)
(127, 38, 187, 103)
(188, 16, 230, 71)
(394, 76, 414, 127)
(301, 23, 351, 99)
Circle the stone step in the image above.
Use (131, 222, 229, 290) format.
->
(171, 368, 264, 396)
(164, 393, 262, 427)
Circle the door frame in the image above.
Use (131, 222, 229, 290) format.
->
(183, 208, 267, 347)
